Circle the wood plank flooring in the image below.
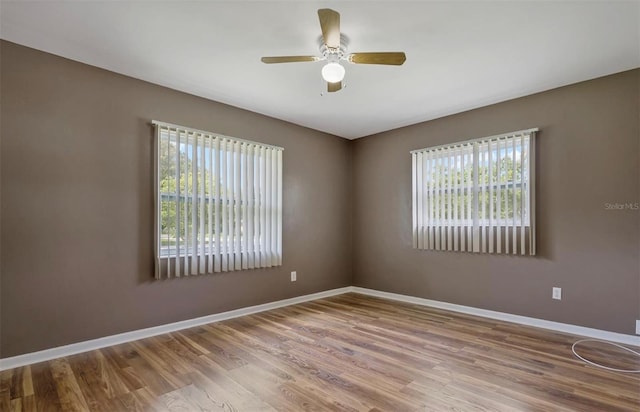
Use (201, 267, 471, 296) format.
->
(2, 293, 639, 411)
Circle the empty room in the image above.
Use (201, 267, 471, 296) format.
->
(1, 1, 639, 411)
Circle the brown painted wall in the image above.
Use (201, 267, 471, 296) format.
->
(0, 41, 353, 357)
(2, 40, 638, 358)
(352, 69, 640, 335)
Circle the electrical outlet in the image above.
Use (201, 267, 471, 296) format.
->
(552, 287, 562, 300)
(290, 271, 297, 282)
(636, 320, 640, 335)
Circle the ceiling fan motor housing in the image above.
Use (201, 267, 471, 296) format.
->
(318, 34, 349, 62)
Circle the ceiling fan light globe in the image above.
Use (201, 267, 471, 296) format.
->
(321, 62, 345, 83)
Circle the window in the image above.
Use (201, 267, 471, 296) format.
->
(411, 128, 537, 255)
(153, 121, 283, 278)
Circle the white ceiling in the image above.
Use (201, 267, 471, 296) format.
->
(1, 1, 639, 139)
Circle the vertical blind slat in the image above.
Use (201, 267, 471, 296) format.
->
(488, 141, 494, 254)
(422, 151, 428, 249)
(165, 132, 175, 279)
(247, 145, 256, 269)
(440, 151, 445, 250)
(199, 134, 206, 274)
(520, 134, 526, 255)
(483, 147, 489, 253)
(512, 136, 517, 254)
(412, 153, 417, 248)
(460, 149, 466, 252)
(167, 132, 173, 277)
(422, 152, 429, 249)
(443, 153, 448, 250)
(270, 146, 277, 264)
(530, 133, 536, 255)
(453, 147, 458, 252)
(441, 150, 447, 250)
(265, 147, 271, 266)
(496, 138, 502, 254)
(185, 132, 190, 273)
(268, 149, 274, 266)
(472, 144, 479, 252)
(421, 152, 426, 249)
(208, 135, 214, 272)
(416, 152, 424, 249)
(252, 145, 259, 269)
(227, 140, 235, 270)
(427, 152, 436, 249)
(262, 147, 267, 264)
(264, 148, 270, 266)
(154, 127, 161, 278)
(435, 151, 441, 250)
(234, 141, 241, 270)
(260, 146, 267, 267)
(221, 139, 228, 271)
(432, 152, 437, 250)
(446, 152, 452, 251)
(214, 137, 222, 272)
(241, 143, 248, 269)
(480, 144, 486, 253)
(188, 132, 194, 274)
(466, 148, 472, 251)
(271, 149, 278, 266)
(185, 133, 191, 275)
(277, 149, 283, 266)
(504, 139, 510, 255)
(176, 130, 182, 276)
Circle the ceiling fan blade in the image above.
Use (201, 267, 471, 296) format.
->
(327, 81, 342, 93)
(348, 52, 407, 65)
(318, 9, 340, 48)
(261, 56, 320, 64)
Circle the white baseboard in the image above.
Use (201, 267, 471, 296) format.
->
(0, 286, 352, 371)
(351, 287, 640, 347)
(2, 285, 638, 371)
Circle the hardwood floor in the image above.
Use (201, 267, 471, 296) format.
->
(2, 293, 639, 411)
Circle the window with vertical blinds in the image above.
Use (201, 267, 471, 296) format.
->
(153, 121, 283, 279)
(411, 128, 537, 255)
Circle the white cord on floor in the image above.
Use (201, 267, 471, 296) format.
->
(571, 339, 640, 373)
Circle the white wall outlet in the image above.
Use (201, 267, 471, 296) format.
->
(290, 271, 297, 282)
(552, 287, 562, 300)
(636, 320, 640, 335)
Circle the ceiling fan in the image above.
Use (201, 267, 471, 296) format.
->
(261, 8, 406, 93)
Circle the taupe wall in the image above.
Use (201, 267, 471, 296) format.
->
(0, 41, 353, 357)
(2, 41, 638, 358)
(352, 69, 640, 335)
